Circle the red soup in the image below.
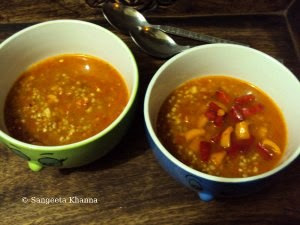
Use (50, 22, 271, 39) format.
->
(157, 76, 287, 178)
(5, 54, 129, 146)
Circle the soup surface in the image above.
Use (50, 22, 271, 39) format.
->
(5, 54, 129, 146)
(157, 76, 286, 178)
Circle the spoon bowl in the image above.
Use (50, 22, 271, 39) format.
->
(102, 2, 149, 34)
(130, 26, 191, 58)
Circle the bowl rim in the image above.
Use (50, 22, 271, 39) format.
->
(144, 43, 300, 183)
(0, 19, 139, 151)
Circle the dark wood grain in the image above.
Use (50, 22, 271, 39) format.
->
(148, 0, 293, 17)
(287, 0, 300, 60)
(0, 0, 299, 224)
(0, 0, 294, 24)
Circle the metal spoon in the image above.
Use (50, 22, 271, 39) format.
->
(130, 26, 191, 58)
(102, 2, 248, 46)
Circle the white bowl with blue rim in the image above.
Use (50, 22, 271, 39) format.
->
(144, 44, 300, 201)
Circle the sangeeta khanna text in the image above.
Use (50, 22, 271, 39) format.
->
(21, 196, 99, 204)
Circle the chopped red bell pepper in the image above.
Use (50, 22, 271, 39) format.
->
(257, 142, 274, 160)
(205, 111, 216, 121)
(230, 104, 244, 121)
(215, 90, 231, 104)
(235, 94, 255, 105)
(205, 102, 225, 127)
(227, 142, 240, 157)
(214, 115, 224, 126)
(199, 141, 212, 162)
(228, 136, 255, 157)
(242, 103, 264, 117)
(238, 136, 255, 152)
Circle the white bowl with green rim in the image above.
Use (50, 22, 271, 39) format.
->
(0, 20, 138, 171)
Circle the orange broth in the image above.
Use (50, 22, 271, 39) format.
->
(157, 76, 287, 178)
(5, 54, 129, 146)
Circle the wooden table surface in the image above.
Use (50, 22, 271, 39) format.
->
(0, 1, 299, 224)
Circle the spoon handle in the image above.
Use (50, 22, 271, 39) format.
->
(154, 25, 249, 46)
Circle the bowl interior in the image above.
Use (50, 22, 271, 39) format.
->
(145, 44, 300, 172)
(0, 20, 138, 137)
